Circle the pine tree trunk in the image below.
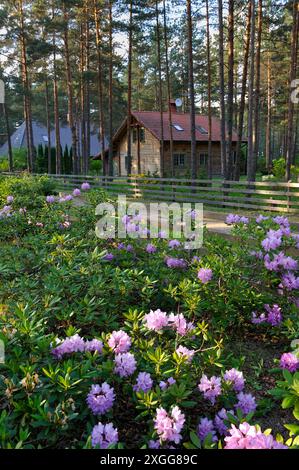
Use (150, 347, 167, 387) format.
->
(63, 3, 79, 174)
(127, 0, 133, 175)
(265, 52, 272, 172)
(155, 0, 165, 177)
(52, 8, 61, 175)
(226, 0, 234, 180)
(85, 0, 91, 173)
(163, 0, 174, 176)
(108, 0, 114, 176)
(45, 75, 52, 174)
(286, 0, 299, 180)
(187, 0, 197, 179)
(218, 0, 226, 177)
(234, 0, 252, 181)
(206, 0, 212, 179)
(247, 0, 256, 182)
(19, 0, 34, 172)
(253, 0, 263, 174)
(80, 22, 86, 174)
(94, 0, 106, 176)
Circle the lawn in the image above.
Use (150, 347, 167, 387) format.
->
(0, 174, 298, 450)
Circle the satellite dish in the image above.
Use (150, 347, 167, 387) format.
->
(175, 98, 183, 108)
(0, 80, 4, 104)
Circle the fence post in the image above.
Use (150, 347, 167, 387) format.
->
(287, 181, 291, 213)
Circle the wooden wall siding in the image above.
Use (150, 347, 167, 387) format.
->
(117, 126, 161, 176)
(115, 122, 236, 177)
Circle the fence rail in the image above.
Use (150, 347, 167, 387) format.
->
(2, 172, 299, 213)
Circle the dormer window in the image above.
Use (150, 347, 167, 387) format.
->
(196, 125, 208, 135)
(172, 124, 184, 131)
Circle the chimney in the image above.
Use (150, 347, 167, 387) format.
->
(169, 99, 177, 114)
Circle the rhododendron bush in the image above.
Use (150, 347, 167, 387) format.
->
(0, 175, 298, 449)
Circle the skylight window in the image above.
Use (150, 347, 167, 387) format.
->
(172, 124, 184, 131)
(196, 125, 208, 135)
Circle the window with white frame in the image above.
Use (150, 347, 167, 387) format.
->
(173, 154, 186, 167)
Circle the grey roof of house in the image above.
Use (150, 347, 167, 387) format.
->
(0, 121, 107, 157)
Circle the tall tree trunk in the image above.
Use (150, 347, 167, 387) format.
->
(206, 0, 212, 179)
(163, 0, 174, 176)
(226, 0, 235, 180)
(286, 0, 299, 180)
(63, 2, 79, 174)
(218, 0, 226, 177)
(187, 0, 197, 179)
(4, 104, 13, 172)
(19, 0, 34, 172)
(94, 0, 106, 176)
(127, 0, 133, 175)
(108, 0, 114, 176)
(85, 0, 91, 173)
(155, 0, 165, 177)
(45, 75, 52, 174)
(247, 0, 256, 182)
(52, 7, 61, 175)
(253, 0, 263, 174)
(265, 51, 272, 172)
(80, 22, 86, 174)
(234, 0, 252, 180)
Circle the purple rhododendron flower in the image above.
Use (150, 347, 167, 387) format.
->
(223, 368, 245, 392)
(261, 231, 282, 252)
(273, 216, 289, 227)
(73, 188, 81, 197)
(252, 304, 282, 327)
(224, 422, 287, 449)
(168, 313, 194, 336)
(144, 309, 169, 332)
(214, 408, 235, 436)
(159, 377, 176, 391)
(226, 214, 241, 225)
(81, 182, 91, 191)
(146, 243, 157, 254)
(148, 440, 160, 449)
(87, 383, 115, 415)
(198, 268, 213, 284)
(280, 272, 299, 291)
(280, 352, 299, 372)
(235, 392, 256, 415)
(91, 422, 118, 449)
(133, 372, 153, 393)
(114, 352, 137, 377)
(103, 253, 114, 261)
(198, 375, 222, 404)
(154, 406, 185, 444)
(165, 257, 187, 269)
(256, 215, 269, 224)
(108, 330, 131, 354)
(175, 345, 195, 362)
(7, 196, 14, 204)
(46, 195, 55, 204)
(197, 417, 218, 442)
(85, 339, 103, 354)
(51, 334, 85, 359)
(168, 239, 181, 249)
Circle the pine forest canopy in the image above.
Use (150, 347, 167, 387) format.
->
(0, 0, 298, 180)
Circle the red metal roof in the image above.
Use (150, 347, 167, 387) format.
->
(130, 111, 244, 142)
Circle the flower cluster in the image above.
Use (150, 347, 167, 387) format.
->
(226, 214, 249, 225)
(165, 257, 187, 269)
(154, 406, 185, 444)
(133, 372, 153, 393)
(91, 422, 118, 449)
(197, 268, 213, 284)
(223, 368, 245, 392)
(108, 330, 131, 354)
(224, 422, 287, 449)
(252, 304, 283, 327)
(198, 375, 222, 404)
(144, 310, 194, 337)
(114, 352, 137, 377)
(51, 334, 103, 359)
(280, 352, 299, 372)
(87, 383, 115, 415)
